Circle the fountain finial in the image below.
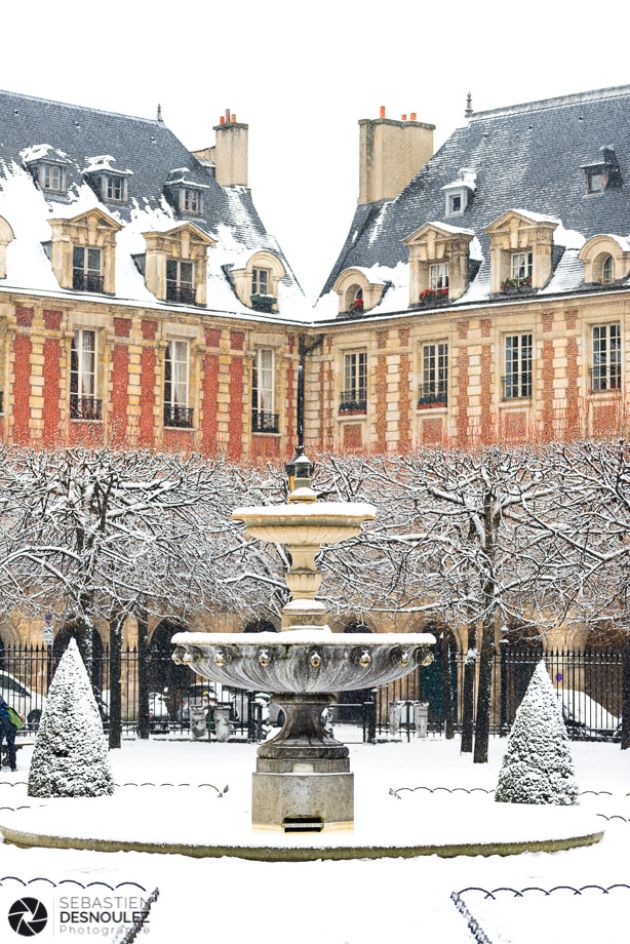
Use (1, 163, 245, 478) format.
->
(285, 446, 316, 503)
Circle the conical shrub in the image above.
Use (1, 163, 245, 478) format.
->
(495, 660, 578, 805)
(28, 638, 114, 797)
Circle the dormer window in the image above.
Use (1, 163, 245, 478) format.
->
(601, 254, 614, 284)
(582, 147, 622, 194)
(441, 168, 476, 217)
(510, 251, 533, 282)
(166, 259, 195, 305)
(429, 263, 449, 290)
(252, 267, 270, 295)
(104, 175, 128, 203)
(40, 163, 67, 193)
(73, 247, 103, 293)
(183, 188, 202, 215)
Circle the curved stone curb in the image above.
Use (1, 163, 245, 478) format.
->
(0, 825, 604, 861)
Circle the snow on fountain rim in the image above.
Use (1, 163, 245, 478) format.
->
(232, 501, 376, 520)
(0, 795, 604, 857)
(172, 628, 436, 646)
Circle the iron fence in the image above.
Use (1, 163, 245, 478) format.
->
(0, 642, 624, 743)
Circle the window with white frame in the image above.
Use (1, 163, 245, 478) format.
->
(166, 259, 195, 304)
(420, 342, 448, 405)
(587, 172, 605, 193)
(504, 333, 533, 399)
(39, 163, 67, 193)
(183, 188, 202, 214)
(429, 263, 449, 291)
(252, 348, 278, 432)
(341, 351, 367, 411)
(510, 251, 533, 282)
(164, 339, 192, 427)
(70, 329, 100, 420)
(72, 246, 103, 292)
(592, 323, 621, 392)
(104, 175, 127, 203)
(601, 254, 615, 284)
(252, 268, 270, 296)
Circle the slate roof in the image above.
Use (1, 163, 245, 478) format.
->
(320, 84, 630, 313)
(0, 88, 304, 318)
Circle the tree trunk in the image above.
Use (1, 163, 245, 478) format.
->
(137, 605, 150, 740)
(440, 633, 455, 739)
(622, 634, 630, 751)
(76, 615, 93, 682)
(473, 615, 496, 764)
(109, 614, 124, 750)
(460, 625, 477, 753)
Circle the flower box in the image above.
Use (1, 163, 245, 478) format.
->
(251, 293, 277, 313)
(417, 288, 449, 308)
(501, 277, 533, 295)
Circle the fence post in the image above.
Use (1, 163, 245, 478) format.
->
(367, 690, 377, 744)
(499, 640, 509, 736)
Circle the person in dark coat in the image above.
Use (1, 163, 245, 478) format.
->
(0, 695, 17, 771)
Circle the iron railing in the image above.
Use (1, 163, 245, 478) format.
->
(70, 394, 102, 421)
(166, 283, 195, 305)
(72, 271, 104, 293)
(252, 411, 279, 433)
(0, 643, 623, 744)
(163, 404, 194, 428)
(339, 390, 367, 414)
(417, 383, 447, 407)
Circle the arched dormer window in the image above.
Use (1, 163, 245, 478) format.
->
(0, 216, 15, 280)
(231, 250, 286, 312)
(601, 254, 614, 284)
(346, 285, 364, 315)
(578, 234, 630, 286)
(332, 268, 385, 316)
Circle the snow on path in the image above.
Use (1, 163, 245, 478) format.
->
(0, 738, 627, 943)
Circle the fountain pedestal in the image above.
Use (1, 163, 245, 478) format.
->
(252, 694, 353, 830)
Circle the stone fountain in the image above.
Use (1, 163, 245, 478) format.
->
(172, 451, 435, 832)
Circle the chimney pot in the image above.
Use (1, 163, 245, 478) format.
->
(379, 105, 386, 119)
(410, 111, 417, 121)
(232, 114, 237, 123)
(219, 116, 225, 125)
(401, 114, 407, 121)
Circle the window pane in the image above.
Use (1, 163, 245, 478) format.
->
(166, 259, 177, 281)
(87, 249, 101, 272)
(73, 246, 85, 269)
(180, 262, 194, 286)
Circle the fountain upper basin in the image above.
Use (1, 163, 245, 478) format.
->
(232, 501, 376, 546)
(172, 629, 435, 694)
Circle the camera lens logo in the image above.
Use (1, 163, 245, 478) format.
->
(8, 898, 48, 937)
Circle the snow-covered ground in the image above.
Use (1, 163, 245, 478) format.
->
(0, 738, 627, 943)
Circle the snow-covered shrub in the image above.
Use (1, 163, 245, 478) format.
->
(28, 639, 114, 798)
(495, 660, 578, 805)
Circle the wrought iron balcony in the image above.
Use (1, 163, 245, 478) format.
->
(164, 404, 194, 429)
(70, 394, 102, 421)
(252, 410, 279, 433)
(72, 271, 104, 293)
(417, 383, 447, 408)
(339, 390, 367, 414)
(166, 283, 196, 305)
(589, 367, 621, 393)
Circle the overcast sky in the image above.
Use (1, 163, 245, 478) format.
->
(3, 0, 630, 300)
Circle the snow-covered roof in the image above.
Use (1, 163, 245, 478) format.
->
(0, 88, 306, 322)
(318, 84, 630, 321)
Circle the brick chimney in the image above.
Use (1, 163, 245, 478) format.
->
(359, 107, 435, 205)
(194, 109, 249, 188)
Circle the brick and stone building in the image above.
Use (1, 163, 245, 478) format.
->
(1, 84, 630, 666)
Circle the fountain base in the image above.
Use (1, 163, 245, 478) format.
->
(252, 771, 353, 832)
(252, 692, 354, 830)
